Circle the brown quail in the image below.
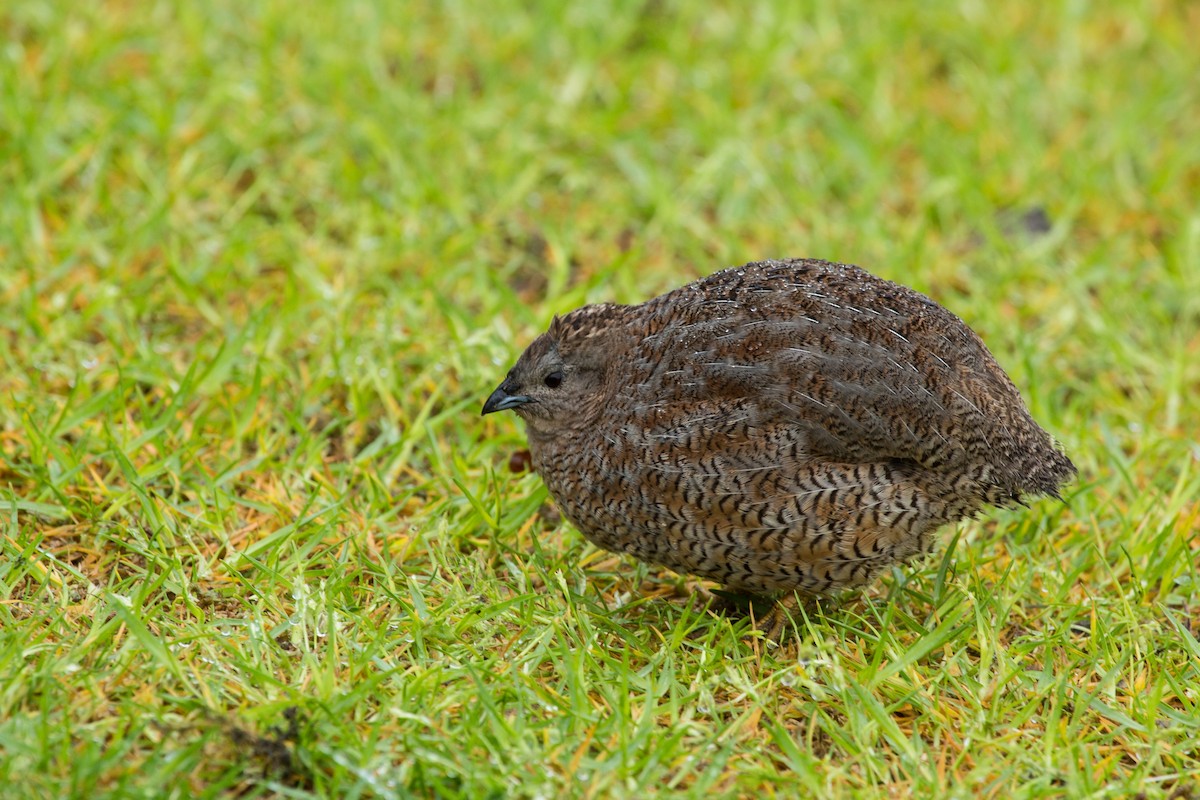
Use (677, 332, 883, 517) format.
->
(482, 258, 1076, 637)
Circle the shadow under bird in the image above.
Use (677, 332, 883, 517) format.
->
(482, 258, 1075, 638)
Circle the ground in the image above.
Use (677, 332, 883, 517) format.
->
(1, 1, 1198, 798)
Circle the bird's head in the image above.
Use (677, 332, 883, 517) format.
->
(482, 304, 627, 438)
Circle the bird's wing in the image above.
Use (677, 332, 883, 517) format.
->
(621, 293, 988, 473)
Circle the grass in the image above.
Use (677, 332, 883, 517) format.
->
(1, 0, 1198, 797)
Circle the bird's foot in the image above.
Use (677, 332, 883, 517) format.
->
(706, 589, 816, 643)
(752, 592, 806, 643)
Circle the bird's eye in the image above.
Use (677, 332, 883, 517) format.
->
(544, 371, 563, 389)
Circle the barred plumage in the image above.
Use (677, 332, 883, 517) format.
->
(482, 258, 1075, 633)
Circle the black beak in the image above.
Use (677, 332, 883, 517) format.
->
(481, 381, 534, 415)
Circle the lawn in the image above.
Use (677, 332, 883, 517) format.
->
(1, 1, 1198, 797)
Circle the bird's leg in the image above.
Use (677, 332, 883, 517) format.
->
(753, 593, 802, 642)
(752, 592, 827, 643)
(705, 589, 816, 643)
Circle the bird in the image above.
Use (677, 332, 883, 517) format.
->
(482, 258, 1076, 638)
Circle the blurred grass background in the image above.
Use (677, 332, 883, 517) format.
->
(1, 1, 1198, 797)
